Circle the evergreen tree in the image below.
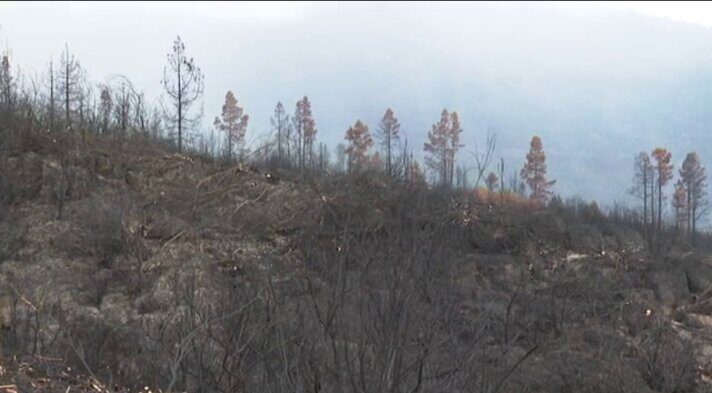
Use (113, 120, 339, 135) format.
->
(293, 96, 317, 170)
(424, 109, 463, 187)
(631, 152, 654, 238)
(214, 91, 249, 162)
(680, 152, 708, 244)
(377, 108, 401, 177)
(652, 148, 673, 235)
(344, 120, 373, 172)
(520, 135, 555, 205)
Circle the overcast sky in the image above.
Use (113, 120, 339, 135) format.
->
(2, 1, 711, 129)
(3, 1, 712, 208)
(594, 1, 712, 26)
(4, 1, 711, 125)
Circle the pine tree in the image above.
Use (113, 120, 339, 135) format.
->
(99, 86, 112, 134)
(448, 112, 463, 186)
(377, 108, 401, 177)
(424, 109, 450, 186)
(367, 152, 384, 172)
(58, 44, 84, 130)
(0, 52, 15, 111)
(672, 181, 688, 233)
(679, 151, 708, 244)
(631, 152, 654, 238)
(293, 96, 316, 170)
(649, 163, 657, 237)
(400, 139, 411, 181)
(47, 60, 57, 131)
(271, 102, 290, 164)
(424, 109, 463, 187)
(149, 107, 163, 140)
(520, 136, 555, 205)
(335, 143, 347, 173)
(652, 148, 673, 235)
(161, 36, 204, 152)
(214, 91, 249, 162)
(344, 120, 373, 172)
(317, 142, 331, 173)
(75, 79, 92, 133)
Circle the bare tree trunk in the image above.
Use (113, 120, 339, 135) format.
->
(643, 173, 648, 239)
(500, 158, 505, 204)
(227, 130, 232, 163)
(298, 124, 303, 170)
(658, 181, 662, 236)
(49, 62, 55, 131)
(386, 130, 391, 177)
(692, 205, 697, 246)
(687, 185, 692, 238)
(650, 173, 656, 244)
(65, 59, 70, 127)
(277, 123, 283, 163)
(177, 62, 182, 152)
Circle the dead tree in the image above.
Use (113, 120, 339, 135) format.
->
(161, 36, 204, 152)
(58, 44, 84, 130)
(469, 132, 497, 189)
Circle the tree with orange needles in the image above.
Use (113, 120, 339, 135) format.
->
(520, 136, 555, 205)
(672, 180, 688, 232)
(652, 148, 673, 234)
(377, 108, 401, 177)
(214, 91, 249, 162)
(293, 96, 317, 170)
(368, 152, 383, 172)
(344, 120, 373, 172)
(448, 112, 463, 186)
(424, 109, 463, 187)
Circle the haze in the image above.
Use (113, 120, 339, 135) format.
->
(3, 1, 712, 209)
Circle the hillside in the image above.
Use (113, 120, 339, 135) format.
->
(0, 130, 712, 392)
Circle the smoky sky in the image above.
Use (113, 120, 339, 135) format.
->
(3, 1, 712, 213)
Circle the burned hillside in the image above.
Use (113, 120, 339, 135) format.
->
(0, 129, 711, 392)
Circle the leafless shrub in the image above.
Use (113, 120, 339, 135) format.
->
(55, 196, 128, 263)
(638, 318, 697, 392)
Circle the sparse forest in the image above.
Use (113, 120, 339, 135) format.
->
(2, 31, 712, 393)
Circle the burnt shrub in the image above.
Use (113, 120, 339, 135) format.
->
(639, 318, 697, 393)
(55, 196, 128, 264)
